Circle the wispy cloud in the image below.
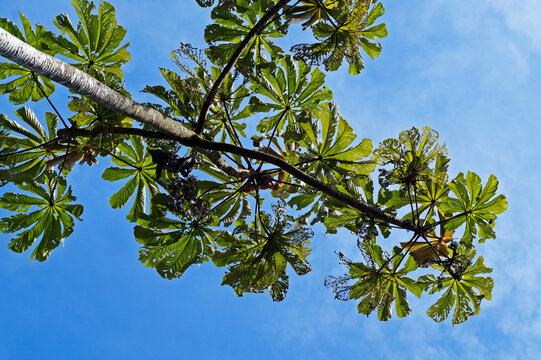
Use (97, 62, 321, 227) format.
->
(491, 0, 541, 54)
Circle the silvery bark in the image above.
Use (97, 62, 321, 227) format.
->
(0, 27, 415, 230)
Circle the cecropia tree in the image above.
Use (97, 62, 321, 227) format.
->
(0, 0, 506, 325)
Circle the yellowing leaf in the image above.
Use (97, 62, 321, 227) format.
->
(401, 231, 453, 267)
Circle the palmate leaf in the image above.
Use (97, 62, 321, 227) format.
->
(400, 230, 454, 268)
(195, 0, 240, 8)
(290, 1, 387, 75)
(297, 102, 374, 184)
(284, 0, 340, 29)
(250, 55, 333, 132)
(289, 187, 342, 227)
(287, 170, 379, 229)
(46, 0, 130, 79)
(1, 107, 102, 182)
(103, 136, 159, 221)
(144, 44, 251, 140)
(439, 172, 507, 245)
(0, 108, 67, 183)
(374, 127, 445, 167)
(0, 173, 83, 261)
(326, 245, 422, 321)
(383, 155, 451, 225)
(134, 213, 216, 279)
(323, 212, 359, 233)
(420, 250, 493, 326)
(143, 69, 204, 127)
(197, 179, 252, 227)
(195, 0, 217, 7)
(204, 0, 288, 66)
(321, 176, 383, 234)
(213, 202, 313, 301)
(68, 95, 132, 131)
(0, 15, 55, 104)
(146, 64, 249, 138)
(374, 127, 448, 189)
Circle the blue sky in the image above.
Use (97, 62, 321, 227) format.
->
(1, 1, 541, 359)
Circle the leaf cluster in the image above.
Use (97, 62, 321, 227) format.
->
(289, 0, 388, 74)
(0, 0, 507, 326)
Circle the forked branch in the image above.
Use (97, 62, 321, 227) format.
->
(0, 26, 415, 231)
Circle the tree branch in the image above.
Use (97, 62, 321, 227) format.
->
(194, 0, 291, 134)
(58, 126, 415, 230)
(0, 28, 252, 180)
(0, 26, 415, 231)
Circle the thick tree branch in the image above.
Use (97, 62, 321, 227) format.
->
(194, 0, 291, 134)
(58, 126, 415, 230)
(57, 126, 177, 141)
(0, 27, 415, 231)
(0, 28, 251, 179)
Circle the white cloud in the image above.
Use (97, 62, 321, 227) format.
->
(430, 0, 541, 56)
(491, 0, 541, 54)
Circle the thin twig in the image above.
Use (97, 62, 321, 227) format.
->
(221, 100, 254, 170)
(49, 139, 72, 203)
(109, 152, 139, 170)
(314, 0, 339, 29)
(195, 183, 245, 225)
(256, 110, 288, 174)
(255, 187, 270, 236)
(0, 137, 61, 158)
(420, 211, 468, 232)
(376, 232, 419, 274)
(31, 71, 69, 128)
(196, 178, 246, 200)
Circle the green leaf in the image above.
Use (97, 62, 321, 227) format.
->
(323, 213, 358, 233)
(109, 174, 138, 208)
(47, 0, 130, 79)
(422, 250, 493, 325)
(291, 1, 387, 74)
(104, 136, 159, 221)
(213, 202, 312, 301)
(287, 193, 317, 210)
(0, 174, 83, 261)
(0, 108, 75, 183)
(0, 14, 56, 104)
(440, 172, 507, 244)
(135, 213, 216, 279)
(251, 55, 333, 133)
(326, 245, 418, 321)
(102, 167, 136, 181)
(284, 0, 339, 29)
(204, 1, 287, 67)
(298, 102, 374, 184)
(67, 79, 131, 127)
(197, 179, 252, 227)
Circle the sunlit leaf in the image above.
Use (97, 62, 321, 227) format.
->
(134, 213, 216, 279)
(204, 0, 287, 67)
(298, 102, 374, 184)
(0, 173, 83, 261)
(290, 1, 387, 74)
(213, 202, 312, 301)
(421, 249, 493, 326)
(326, 245, 420, 321)
(103, 136, 159, 221)
(0, 15, 56, 103)
(46, 0, 130, 79)
(439, 172, 507, 244)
